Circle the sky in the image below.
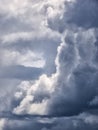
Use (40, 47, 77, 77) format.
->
(0, 0, 98, 130)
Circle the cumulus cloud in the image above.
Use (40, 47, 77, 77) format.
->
(13, 28, 98, 117)
(1, 0, 98, 130)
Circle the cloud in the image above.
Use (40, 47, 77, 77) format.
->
(0, 0, 98, 130)
(0, 0, 61, 112)
(0, 65, 43, 80)
(0, 117, 55, 130)
(47, 28, 98, 116)
(13, 28, 98, 117)
(1, 113, 98, 130)
(41, 114, 98, 130)
(66, 0, 98, 28)
(12, 74, 54, 115)
(0, 49, 45, 68)
(0, 119, 6, 130)
(47, 0, 98, 32)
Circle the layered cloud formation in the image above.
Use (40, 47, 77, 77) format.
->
(0, 0, 98, 129)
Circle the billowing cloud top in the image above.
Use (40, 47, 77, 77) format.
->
(0, 0, 98, 130)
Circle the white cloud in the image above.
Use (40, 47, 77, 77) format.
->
(0, 49, 45, 68)
(13, 74, 55, 115)
(0, 119, 6, 130)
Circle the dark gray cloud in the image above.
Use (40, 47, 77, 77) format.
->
(44, 0, 98, 117)
(0, 118, 53, 130)
(47, 0, 98, 32)
(66, 0, 98, 28)
(47, 28, 98, 117)
(42, 115, 98, 130)
(49, 63, 98, 116)
(1, 113, 98, 130)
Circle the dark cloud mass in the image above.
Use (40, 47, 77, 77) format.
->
(66, 0, 98, 28)
(0, 0, 98, 130)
